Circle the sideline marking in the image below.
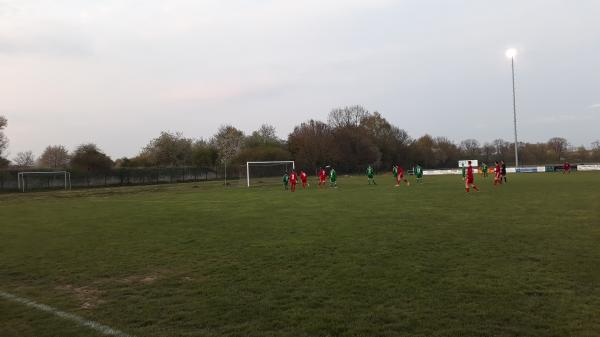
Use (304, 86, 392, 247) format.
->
(0, 290, 137, 337)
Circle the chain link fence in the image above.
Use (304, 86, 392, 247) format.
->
(0, 166, 244, 192)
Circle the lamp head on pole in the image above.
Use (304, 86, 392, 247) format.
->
(505, 48, 517, 59)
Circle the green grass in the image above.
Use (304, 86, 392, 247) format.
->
(1, 173, 599, 337)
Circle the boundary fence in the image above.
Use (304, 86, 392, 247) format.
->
(2, 163, 599, 192)
(422, 163, 600, 176)
(0, 166, 244, 192)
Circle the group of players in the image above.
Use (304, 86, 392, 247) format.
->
(282, 160, 574, 193)
(282, 167, 337, 192)
(281, 163, 425, 192)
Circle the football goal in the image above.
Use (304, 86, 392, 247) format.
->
(17, 171, 72, 192)
(244, 161, 295, 187)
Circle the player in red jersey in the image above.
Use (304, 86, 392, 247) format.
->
(289, 170, 298, 192)
(465, 160, 479, 192)
(318, 167, 327, 188)
(563, 161, 571, 174)
(300, 170, 308, 188)
(493, 161, 502, 186)
(395, 165, 410, 187)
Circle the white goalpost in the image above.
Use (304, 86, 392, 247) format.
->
(245, 161, 295, 187)
(17, 171, 72, 192)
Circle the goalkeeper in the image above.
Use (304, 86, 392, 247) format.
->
(366, 165, 376, 185)
(282, 172, 289, 190)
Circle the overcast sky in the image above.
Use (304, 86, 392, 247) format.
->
(1, 0, 599, 158)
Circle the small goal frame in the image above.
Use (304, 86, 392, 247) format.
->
(246, 161, 295, 187)
(17, 171, 72, 192)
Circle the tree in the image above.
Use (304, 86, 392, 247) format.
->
(520, 142, 548, 165)
(591, 141, 600, 162)
(113, 157, 132, 168)
(288, 120, 335, 172)
(245, 124, 284, 149)
(0, 116, 8, 162)
(547, 137, 569, 162)
(191, 140, 218, 167)
(410, 135, 436, 168)
(331, 125, 379, 172)
(360, 112, 411, 169)
(140, 131, 193, 167)
(328, 105, 370, 128)
(235, 146, 292, 164)
(38, 145, 70, 168)
(460, 139, 481, 159)
(480, 143, 495, 164)
(13, 151, 35, 168)
(70, 143, 113, 172)
(492, 139, 511, 160)
(433, 137, 460, 168)
(212, 125, 244, 183)
(213, 125, 244, 163)
(571, 146, 590, 163)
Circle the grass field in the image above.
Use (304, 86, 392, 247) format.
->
(1, 173, 599, 337)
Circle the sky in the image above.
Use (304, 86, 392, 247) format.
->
(1, 0, 599, 159)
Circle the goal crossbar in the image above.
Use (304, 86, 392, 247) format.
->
(17, 171, 72, 192)
(246, 161, 295, 187)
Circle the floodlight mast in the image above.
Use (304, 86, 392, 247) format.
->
(506, 48, 519, 169)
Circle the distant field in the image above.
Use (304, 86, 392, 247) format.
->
(1, 173, 599, 337)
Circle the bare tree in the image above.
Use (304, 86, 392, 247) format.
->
(547, 137, 569, 161)
(481, 143, 495, 163)
(460, 139, 481, 158)
(246, 124, 281, 147)
(328, 105, 370, 128)
(13, 151, 36, 168)
(492, 139, 511, 159)
(288, 120, 335, 172)
(38, 145, 70, 168)
(256, 124, 277, 141)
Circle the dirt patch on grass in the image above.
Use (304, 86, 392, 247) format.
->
(118, 273, 162, 285)
(56, 285, 105, 310)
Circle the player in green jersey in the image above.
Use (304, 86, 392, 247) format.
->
(482, 162, 488, 178)
(282, 172, 289, 190)
(414, 164, 423, 183)
(366, 165, 376, 185)
(329, 167, 337, 187)
(461, 166, 466, 181)
(392, 165, 399, 186)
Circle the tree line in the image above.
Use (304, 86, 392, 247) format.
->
(1, 107, 599, 174)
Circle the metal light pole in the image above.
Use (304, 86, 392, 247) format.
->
(506, 48, 519, 168)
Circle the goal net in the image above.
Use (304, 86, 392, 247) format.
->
(17, 171, 72, 192)
(243, 161, 295, 187)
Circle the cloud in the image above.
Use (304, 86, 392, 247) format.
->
(588, 104, 600, 109)
(0, 32, 93, 56)
(0, 2, 93, 56)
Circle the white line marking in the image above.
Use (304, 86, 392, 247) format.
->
(0, 290, 138, 337)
